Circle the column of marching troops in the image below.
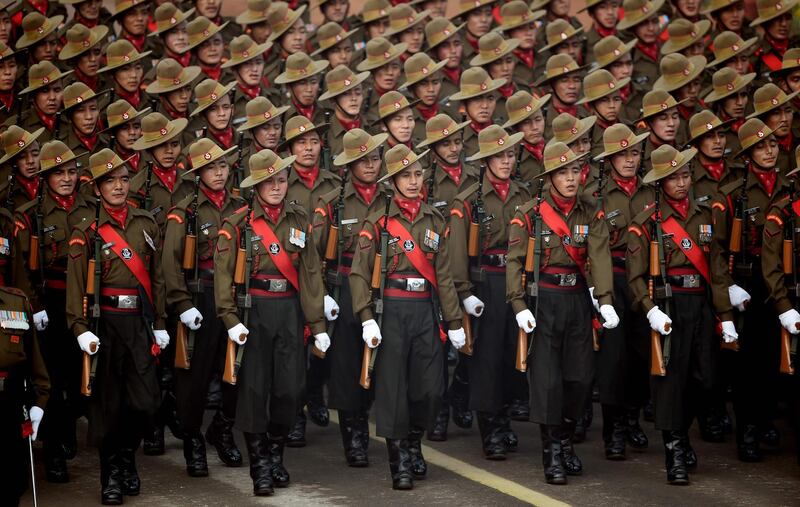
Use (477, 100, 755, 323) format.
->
(2, 0, 800, 502)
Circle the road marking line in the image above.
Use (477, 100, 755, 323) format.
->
(329, 412, 570, 507)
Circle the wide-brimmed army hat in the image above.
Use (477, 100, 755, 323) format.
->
(700, 0, 742, 15)
(378, 144, 429, 183)
(637, 90, 687, 122)
(240, 149, 296, 187)
(539, 19, 584, 54)
(267, 2, 307, 43)
(221, 35, 272, 69)
(591, 36, 637, 70)
(58, 23, 109, 60)
(593, 123, 649, 160)
(190, 79, 237, 117)
(552, 113, 597, 144)
(311, 22, 358, 57)
(454, 0, 496, 18)
(530, 0, 554, 10)
(275, 51, 329, 84)
(0, 126, 45, 165)
(750, 0, 798, 27)
(88, 149, 134, 182)
(746, 83, 799, 119)
(236, 0, 271, 25)
(279, 115, 328, 150)
(145, 59, 202, 94)
(449, 67, 506, 101)
(185, 16, 229, 52)
(702, 67, 755, 103)
(533, 53, 586, 87)
(185, 138, 237, 174)
(35, 140, 80, 175)
(0, 41, 17, 64)
(399, 53, 448, 90)
(542, 141, 589, 174)
(131, 112, 188, 150)
(110, 0, 150, 18)
(577, 69, 629, 105)
(470, 32, 520, 67)
(502, 91, 551, 129)
(653, 54, 707, 92)
(361, 0, 392, 24)
(333, 128, 388, 166)
(15, 12, 63, 49)
(356, 37, 407, 72)
(61, 82, 105, 113)
(148, 2, 194, 37)
(642, 145, 698, 183)
(771, 48, 800, 79)
(686, 110, 733, 144)
(616, 0, 665, 31)
(465, 125, 523, 162)
(660, 18, 710, 55)
(19, 61, 73, 95)
(425, 17, 464, 50)
(376, 91, 418, 122)
(236, 97, 291, 132)
(98, 39, 152, 73)
(497, 0, 545, 31)
(384, 4, 430, 37)
(418, 114, 471, 148)
(580, 0, 614, 11)
(706, 31, 758, 68)
(735, 118, 774, 157)
(319, 65, 370, 101)
(102, 100, 151, 132)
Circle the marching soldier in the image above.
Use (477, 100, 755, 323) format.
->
(61, 83, 103, 161)
(145, 58, 202, 122)
(383, 4, 428, 61)
(537, 19, 585, 73)
(15, 12, 61, 65)
(495, 0, 546, 93)
(750, 0, 797, 78)
(0, 41, 20, 125)
(355, 37, 406, 118)
(187, 0, 241, 42)
(110, 0, 159, 76)
(320, 65, 371, 157)
(275, 51, 329, 126)
(772, 48, 800, 109)
(235, 97, 290, 181)
(578, 70, 629, 149)
(653, 54, 707, 131)
(453, 0, 496, 63)
(188, 79, 238, 152)
(702, 0, 752, 39)
(311, 22, 360, 70)
(533, 54, 586, 140)
(591, 36, 643, 121)
(264, 2, 307, 86)
(449, 67, 506, 156)
(66, 149, 170, 504)
(60, 0, 111, 32)
(685, 110, 742, 202)
(148, 2, 194, 66)
(399, 53, 456, 143)
(373, 91, 419, 148)
(102, 100, 151, 175)
(617, 0, 663, 90)
(705, 31, 758, 77)
(549, 113, 597, 188)
(747, 84, 796, 172)
(469, 32, 518, 125)
(57, 23, 109, 90)
(213, 149, 329, 496)
(186, 16, 229, 82)
(222, 35, 275, 122)
(582, 0, 620, 60)
(97, 40, 150, 111)
(638, 90, 685, 166)
(502, 91, 550, 188)
(358, 0, 392, 43)
(659, 18, 710, 58)
(0, 126, 44, 211)
(18, 61, 71, 144)
(235, 0, 272, 45)
(425, 17, 465, 101)
(702, 68, 755, 160)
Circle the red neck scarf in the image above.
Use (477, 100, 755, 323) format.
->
(498, 82, 515, 98)
(18, 175, 38, 201)
(777, 132, 793, 153)
(0, 91, 13, 111)
(34, 106, 56, 132)
(594, 23, 616, 38)
(199, 63, 221, 81)
(395, 194, 422, 221)
(167, 49, 191, 67)
(719, 110, 745, 132)
(338, 115, 361, 131)
(677, 103, 694, 121)
(522, 140, 544, 161)
(466, 32, 479, 50)
(161, 98, 187, 119)
(441, 65, 461, 85)
(201, 185, 226, 210)
(388, 137, 412, 149)
(353, 179, 377, 204)
(470, 120, 491, 134)
(238, 82, 260, 100)
(550, 188, 576, 215)
(104, 203, 128, 228)
(74, 12, 98, 28)
(766, 34, 789, 56)
(75, 68, 98, 90)
(261, 74, 271, 89)
(210, 126, 234, 149)
(119, 149, 141, 172)
(553, 101, 578, 117)
(261, 201, 283, 223)
(439, 161, 462, 186)
(595, 115, 614, 130)
(374, 83, 392, 97)
(291, 95, 315, 120)
(27, 0, 47, 14)
(486, 171, 510, 201)
(48, 189, 75, 211)
(152, 163, 177, 192)
(74, 128, 99, 151)
(580, 161, 591, 185)
(636, 41, 659, 62)
(750, 163, 777, 196)
(665, 196, 689, 219)
(116, 87, 141, 109)
(649, 134, 667, 148)
(701, 159, 725, 181)
(619, 83, 632, 102)
(513, 47, 535, 69)
(613, 174, 637, 197)
(416, 102, 438, 121)
(123, 32, 146, 52)
(295, 164, 319, 189)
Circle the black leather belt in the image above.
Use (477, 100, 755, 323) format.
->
(539, 272, 586, 287)
(611, 256, 626, 269)
(250, 278, 292, 292)
(99, 295, 140, 309)
(481, 253, 507, 267)
(385, 277, 430, 292)
(665, 274, 704, 289)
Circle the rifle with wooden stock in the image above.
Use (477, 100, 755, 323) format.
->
(322, 161, 349, 347)
(232, 131, 245, 197)
(781, 181, 798, 375)
(81, 196, 102, 395)
(175, 175, 201, 370)
(516, 177, 544, 372)
(28, 177, 47, 296)
(649, 183, 671, 376)
(591, 157, 608, 352)
(724, 169, 752, 352)
(464, 164, 488, 355)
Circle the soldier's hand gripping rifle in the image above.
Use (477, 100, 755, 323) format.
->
(175, 175, 201, 370)
(463, 164, 488, 355)
(322, 110, 333, 174)
(143, 160, 154, 211)
(5, 161, 17, 213)
(649, 182, 671, 376)
(517, 177, 544, 372)
(781, 180, 798, 375)
(29, 177, 47, 296)
(725, 170, 751, 352)
(232, 131, 245, 197)
(81, 196, 102, 395)
(591, 157, 608, 351)
(323, 163, 349, 344)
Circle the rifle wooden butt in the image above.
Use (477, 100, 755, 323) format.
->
(649, 240, 660, 276)
(359, 344, 372, 389)
(174, 324, 190, 370)
(223, 341, 238, 385)
(80, 343, 97, 396)
(29, 236, 40, 271)
(460, 314, 473, 356)
(780, 328, 795, 375)
(524, 236, 535, 272)
(86, 260, 96, 295)
(467, 221, 479, 257)
(325, 225, 338, 261)
(783, 239, 793, 275)
(515, 328, 527, 372)
(370, 253, 382, 289)
(234, 247, 246, 284)
(311, 344, 326, 359)
(182, 234, 197, 270)
(650, 330, 666, 376)
(729, 218, 743, 253)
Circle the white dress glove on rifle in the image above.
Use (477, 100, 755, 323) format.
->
(588, 287, 601, 312)
(448, 327, 466, 349)
(33, 310, 48, 331)
(314, 332, 331, 353)
(515, 309, 536, 333)
(647, 306, 672, 335)
(779, 309, 800, 335)
(29, 406, 43, 440)
(362, 319, 382, 348)
(462, 295, 484, 317)
(153, 329, 170, 349)
(228, 323, 249, 344)
(728, 285, 751, 312)
(179, 307, 203, 330)
(599, 305, 620, 329)
(721, 321, 738, 343)
(324, 295, 340, 321)
(77, 331, 100, 354)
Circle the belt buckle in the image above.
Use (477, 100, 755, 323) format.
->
(496, 254, 507, 267)
(406, 278, 426, 292)
(269, 279, 288, 292)
(559, 273, 577, 286)
(684, 275, 700, 288)
(118, 295, 138, 309)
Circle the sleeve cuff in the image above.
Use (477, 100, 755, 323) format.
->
(775, 298, 793, 315)
(221, 314, 241, 330)
(598, 295, 613, 306)
(510, 298, 527, 315)
(309, 321, 326, 335)
(358, 308, 374, 323)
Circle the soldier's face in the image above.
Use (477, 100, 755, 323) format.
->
(465, 94, 497, 123)
(392, 163, 424, 199)
(114, 120, 143, 150)
(151, 139, 182, 168)
(122, 5, 150, 35)
(487, 148, 515, 180)
(77, 0, 102, 20)
(488, 54, 516, 81)
(608, 54, 634, 80)
(683, 41, 705, 57)
(718, 2, 744, 32)
(114, 62, 144, 93)
(249, 22, 272, 44)
(648, 109, 680, 141)
(550, 0, 571, 17)
(569, 134, 591, 155)
(325, 39, 354, 68)
(257, 172, 288, 205)
(236, 57, 266, 87)
(0, 11, 12, 44)
(384, 109, 414, 144)
(724, 54, 750, 76)
(765, 104, 794, 138)
(555, 39, 583, 64)
(466, 6, 493, 38)
(164, 22, 190, 54)
(322, 0, 349, 22)
(289, 75, 321, 106)
(662, 166, 691, 200)
(399, 25, 425, 54)
(205, 94, 233, 131)
(280, 19, 308, 55)
(549, 162, 581, 198)
(254, 119, 282, 149)
(0, 58, 17, 91)
(96, 166, 131, 208)
(510, 22, 538, 50)
(32, 34, 58, 62)
(675, 0, 699, 17)
(71, 99, 100, 136)
(721, 90, 748, 118)
(423, 0, 447, 18)
(633, 17, 660, 44)
(196, 0, 221, 18)
(610, 146, 641, 179)
(676, 79, 702, 108)
(34, 82, 64, 115)
(17, 142, 40, 178)
(435, 37, 464, 69)
(782, 70, 800, 95)
(197, 33, 225, 65)
(199, 159, 230, 191)
(433, 136, 463, 165)
(552, 74, 582, 104)
(77, 46, 103, 76)
(591, 93, 622, 122)
(518, 111, 545, 145)
(412, 75, 442, 106)
(350, 151, 381, 183)
(374, 61, 402, 91)
(166, 85, 193, 113)
(290, 131, 321, 168)
(335, 85, 364, 116)
(749, 136, 778, 169)
(590, 0, 619, 29)
(698, 130, 726, 159)
(765, 13, 791, 41)
(367, 19, 389, 39)
(46, 163, 79, 197)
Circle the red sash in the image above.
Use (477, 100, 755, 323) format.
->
(792, 199, 800, 218)
(250, 216, 300, 290)
(384, 217, 438, 290)
(762, 52, 782, 72)
(92, 222, 153, 304)
(659, 216, 711, 284)
(539, 200, 588, 275)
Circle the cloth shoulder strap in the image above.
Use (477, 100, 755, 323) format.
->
(250, 215, 300, 290)
(384, 217, 439, 291)
(538, 200, 587, 275)
(92, 222, 153, 303)
(659, 215, 711, 284)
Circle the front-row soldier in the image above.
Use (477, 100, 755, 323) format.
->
(213, 150, 329, 497)
(66, 149, 170, 504)
(349, 144, 465, 490)
(506, 142, 619, 486)
(626, 145, 736, 485)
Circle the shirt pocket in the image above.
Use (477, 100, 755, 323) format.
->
(0, 328, 25, 357)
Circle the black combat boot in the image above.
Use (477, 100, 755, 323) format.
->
(758, 422, 780, 448)
(142, 426, 164, 456)
(680, 432, 697, 469)
(244, 432, 273, 496)
(183, 433, 209, 477)
(601, 406, 626, 460)
(448, 376, 473, 429)
(44, 441, 69, 483)
(267, 433, 291, 487)
(737, 424, 762, 462)
(663, 431, 689, 485)
(428, 405, 449, 441)
(386, 439, 413, 490)
(100, 449, 123, 505)
(306, 389, 330, 427)
(162, 388, 185, 440)
(540, 425, 567, 485)
(699, 412, 725, 443)
(477, 412, 506, 460)
(286, 410, 307, 448)
(205, 412, 243, 467)
(561, 419, 583, 475)
(339, 411, 368, 467)
(508, 398, 530, 422)
(624, 407, 648, 450)
(573, 403, 592, 443)
(407, 427, 427, 479)
(498, 410, 518, 452)
(118, 447, 140, 495)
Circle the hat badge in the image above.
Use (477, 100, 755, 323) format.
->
(660, 102, 668, 110)
(443, 29, 451, 36)
(106, 161, 113, 169)
(442, 128, 449, 135)
(263, 111, 272, 119)
(82, 39, 90, 47)
(474, 0, 480, 6)
(732, 43, 739, 51)
(123, 55, 130, 62)
(203, 29, 209, 36)
(706, 122, 713, 130)
(494, 46, 501, 54)
(726, 82, 734, 90)
(17, 140, 24, 148)
(776, 2, 782, 9)
(169, 16, 177, 24)
(210, 92, 218, 100)
(682, 68, 690, 76)
(55, 155, 62, 163)
(560, 32, 568, 40)
(204, 152, 212, 160)
(335, 34, 342, 42)
(37, 26, 44, 34)
(757, 130, 764, 138)
(160, 127, 168, 136)
(771, 97, 779, 105)
(641, 5, 649, 12)
(344, 78, 351, 86)
(559, 154, 567, 162)
(267, 165, 275, 174)
(242, 50, 249, 58)
(394, 101, 402, 110)
(609, 81, 616, 89)
(76, 96, 83, 103)
(383, 51, 391, 59)
(402, 158, 409, 166)
(620, 139, 629, 148)
(570, 126, 578, 134)
(122, 112, 130, 120)
(173, 77, 182, 85)
(670, 159, 678, 167)
(299, 125, 306, 132)
(525, 104, 532, 112)
(562, 66, 570, 73)
(690, 31, 696, 37)
(497, 138, 505, 145)
(359, 144, 368, 152)
(522, 11, 529, 19)
(421, 66, 429, 74)
(380, 8, 386, 15)
(613, 48, 620, 56)
(480, 82, 487, 90)
(42, 76, 49, 84)
(407, 15, 415, 22)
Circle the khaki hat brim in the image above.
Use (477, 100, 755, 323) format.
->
(235, 104, 292, 132)
(398, 59, 448, 90)
(378, 149, 430, 183)
(686, 118, 735, 144)
(62, 89, 110, 114)
(448, 76, 507, 101)
(616, 0, 665, 31)
(465, 131, 523, 162)
(427, 22, 464, 50)
(148, 8, 195, 37)
(590, 39, 638, 71)
(745, 90, 800, 120)
(702, 72, 755, 103)
(502, 93, 551, 129)
(333, 132, 388, 166)
(236, 9, 269, 25)
(417, 119, 471, 148)
(185, 145, 239, 174)
(593, 131, 649, 160)
(100, 106, 152, 133)
(190, 81, 238, 117)
(0, 127, 44, 165)
(274, 59, 329, 84)
(145, 65, 203, 94)
(355, 42, 408, 71)
(19, 69, 74, 94)
(541, 150, 590, 175)
(311, 27, 359, 57)
(97, 50, 152, 74)
(642, 147, 697, 183)
(659, 20, 711, 55)
(267, 5, 307, 42)
(240, 155, 297, 187)
(705, 36, 758, 68)
(529, 0, 550, 10)
(89, 155, 136, 182)
(455, 0, 498, 17)
(278, 122, 329, 151)
(733, 129, 774, 158)
(376, 98, 421, 121)
(538, 27, 585, 54)
(556, 115, 597, 144)
(58, 25, 109, 60)
(532, 63, 588, 87)
(496, 9, 546, 31)
(14, 15, 63, 49)
(576, 76, 631, 105)
(652, 55, 707, 93)
(749, 0, 798, 26)
(220, 41, 273, 69)
(184, 20, 230, 52)
(384, 10, 431, 38)
(318, 70, 370, 101)
(111, 0, 152, 19)
(637, 97, 688, 122)
(34, 151, 89, 176)
(700, 0, 741, 14)
(471, 38, 521, 66)
(131, 117, 189, 150)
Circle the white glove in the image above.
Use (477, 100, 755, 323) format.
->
(29, 406, 43, 441)
(588, 287, 601, 312)
(647, 306, 672, 335)
(779, 309, 800, 335)
(462, 295, 484, 317)
(728, 285, 751, 312)
(721, 321, 738, 343)
(153, 329, 170, 349)
(599, 304, 620, 329)
(33, 310, 48, 331)
(228, 323, 249, 344)
(515, 309, 536, 333)
(314, 332, 331, 353)
(362, 319, 382, 348)
(448, 327, 466, 349)
(324, 295, 340, 321)
(77, 331, 100, 355)
(179, 307, 203, 330)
